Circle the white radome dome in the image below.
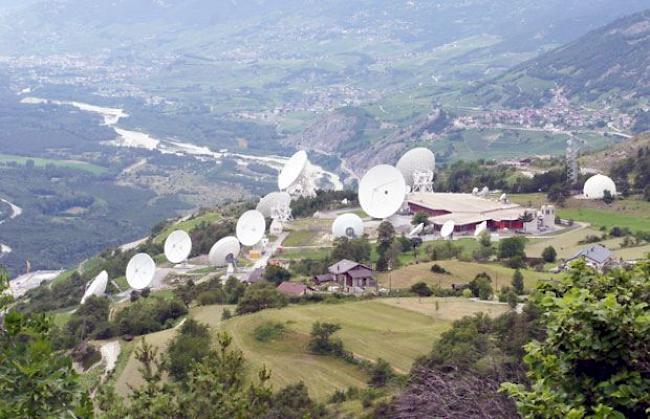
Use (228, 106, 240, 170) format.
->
(583, 174, 617, 199)
(396, 148, 435, 186)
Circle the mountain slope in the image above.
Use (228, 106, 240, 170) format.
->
(466, 9, 650, 111)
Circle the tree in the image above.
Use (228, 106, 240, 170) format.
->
(497, 237, 527, 259)
(411, 211, 430, 227)
(236, 282, 288, 315)
(502, 259, 650, 417)
(165, 319, 211, 381)
(0, 267, 92, 418)
(511, 270, 524, 295)
(410, 282, 433, 297)
(308, 322, 344, 355)
(263, 265, 292, 286)
(602, 189, 614, 204)
(377, 221, 396, 254)
(541, 246, 557, 263)
(369, 358, 395, 388)
(331, 237, 371, 263)
(477, 279, 493, 301)
(468, 272, 492, 298)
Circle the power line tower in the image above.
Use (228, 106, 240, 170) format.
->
(566, 139, 579, 186)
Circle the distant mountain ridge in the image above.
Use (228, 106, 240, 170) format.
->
(467, 9, 650, 111)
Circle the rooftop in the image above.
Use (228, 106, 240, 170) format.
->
(277, 281, 312, 296)
(568, 244, 613, 264)
(328, 259, 372, 274)
(408, 192, 522, 214)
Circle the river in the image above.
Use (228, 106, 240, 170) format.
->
(0, 197, 23, 257)
(20, 97, 343, 189)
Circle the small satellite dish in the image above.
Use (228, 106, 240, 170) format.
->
(499, 193, 507, 203)
(209, 236, 241, 267)
(278, 150, 308, 191)
(164, 230, 192, 264)
(358, 165, 407, 219)
(409, 223, 424, 238)
(478, 186, 489, 197)
(81, 270, 108, 304)
(472, 187, 479, 196)
(126, 253, 156, 290)
(474, 221, 488, 238)
(236, 210, 266, 247)
(332, 213, 365, 239)
(440, 220, 455, 239)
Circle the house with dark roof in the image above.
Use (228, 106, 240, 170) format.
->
(313, 273, 335, 286)
(566, 244, 616, 270)
(327, 259, 376, 290)
(277, 281, 313, 297)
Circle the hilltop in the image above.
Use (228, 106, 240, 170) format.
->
(465, 9, 650, 117)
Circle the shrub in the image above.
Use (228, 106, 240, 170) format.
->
(165, 319, 211, 382)
(462, 288, 473, 298)
(368, 358, 395, 388)
(497, 237, 527, 259)
(430, 264, 449, 274)
(512, 270, 524, 295)
(254, 322, 286, 342)
(541, 246, 557, 263)
(236, 282, 288, 315)
(263, 265, 292, 286)
(196, 290, 225, 306)
(505, 255, 526, 269)
(221, 308, 232, 321)
(410, 282, 433, 297)
(308, 322, 344, 355)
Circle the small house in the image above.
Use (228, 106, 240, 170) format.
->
(566, 244, 616, 270)
(328, 259, 377, 289)
(277, 281, 313, 297)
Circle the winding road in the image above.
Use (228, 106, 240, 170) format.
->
(0, 196, 23, 257)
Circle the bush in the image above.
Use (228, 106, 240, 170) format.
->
(410, 282, 433, 297)
(512, 270, 524, 295)
(221, 308, 232, 321)
(462, 288, 473, 298)
(165, 319, 211, 382)
(498, 237, 527, 259)
(308, 322, 344, 355)
(541, 246, 557, 263)
(477, 280, 493, 301)
(368, 358, 395, 388)
(196, 290, 225, 306)
(430, 264, 449, 274)
(505, 255, 526, 269)
(236, 282, 288, 315)
(264, 265, 292, 286)
(114, 297, 188, 336)
(254, 322, 286, 342)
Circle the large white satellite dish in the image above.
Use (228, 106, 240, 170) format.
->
(409, 223, 424, 238)
(164, 230, 192, 264)
(358, 165, 407, 219)
(256, 191, 292, 220)
(332, 213, 365, 239)
(126, 253, 156, 290)
(440, 220, 455, 239)
(396, 148, 436, 191)
(81, 270, 108, 304)
(474, 221, 488, 238)
(278, 150, 308, 191)
(236, 210, 266, 247)
(209, 236, 241, 267)
(478, 186, 489, 197)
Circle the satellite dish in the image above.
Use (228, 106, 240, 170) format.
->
(256, 192, 292, 218)
(478, 186, 489, 197)
(440, 220, 455, 239)
(499, 193, 507, 203)
(474, 221, 488, 238)
(164, 230, 192, 264)
(332, 213, 365, 239)
(126, 253, 156, 290)
(358, 165, 407, 219)
(409, 223, 424, 238)
(209, 236, 241, 267)
(472, 187, 479, 196)
(81, 270, 108, 304)
(278, 150, 308, 190)
(396, 147, 436, 186)
(236, 210, 266, 246)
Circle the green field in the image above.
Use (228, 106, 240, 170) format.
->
(0, 153, 107, 174)
(379, 260, 556, 290)
(557, 208, 650, 232)
(282, 230, 323, 247)
(220, 298, 507, 398)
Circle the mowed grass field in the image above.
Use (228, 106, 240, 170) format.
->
(0, 153, 107, 174)
(220, 298, 508, 399)
(377, 260, 556, 290)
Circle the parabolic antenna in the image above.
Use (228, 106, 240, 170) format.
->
(126, 253, 156, 290)
(440, 220, 455, 239)
(472, 187, 479, 196)
(236, 210, 266, 246)
(396, 148, 436, 187)
(81, 270, 108, 304)
(332, 213, 365, 239)
(499, 193, 507, 203)
(278, 150, 308, 190)
(209, 236, 241, 267)
(409, 223, 424, 238)
(478, 186, 489, 197)
(256, 191, 292, 218)
(474, 221, 488, 238)
(164, 230, 192, 264)
(583, 174, 617, 199)
(358, 165, 407, 219)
